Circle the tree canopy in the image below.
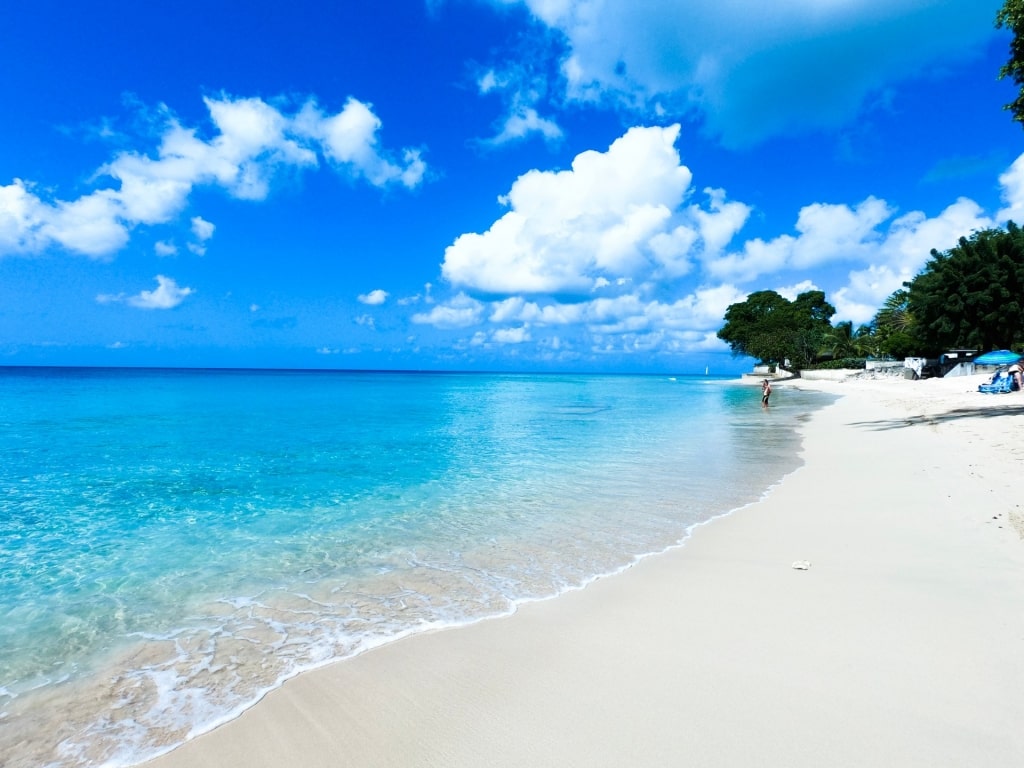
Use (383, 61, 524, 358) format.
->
(820, 320, 874, 360)
(719, 222, 1024, 370)
(717, 289, 835, 369)
(870, 289, 917, 359)
(907, 223, 1024, 353)
(997, 0, 1024, 126)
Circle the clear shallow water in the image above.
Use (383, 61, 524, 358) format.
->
(0, 368, 832, 767)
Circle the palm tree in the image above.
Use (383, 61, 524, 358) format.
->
(821, 320, 857, 359)
(872, 289, 916, 358)
(853, 323, 880, 358)
(819, 321, 878, 361)
(875, 289, 913, 333)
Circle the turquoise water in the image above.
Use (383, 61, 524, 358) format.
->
(0, 368, 831, 767)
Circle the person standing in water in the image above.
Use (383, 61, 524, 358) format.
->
(761, 379, 772, 408)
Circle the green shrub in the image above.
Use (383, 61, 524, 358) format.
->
(806, 357, 866, 370)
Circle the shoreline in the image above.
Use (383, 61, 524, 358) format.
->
(145, 374, 1024, 767)
(3, 373, 813, 768)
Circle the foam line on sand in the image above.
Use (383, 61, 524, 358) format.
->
(145, 374, 1024, 767)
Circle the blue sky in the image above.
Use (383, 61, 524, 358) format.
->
(1, 0, 1021, 373)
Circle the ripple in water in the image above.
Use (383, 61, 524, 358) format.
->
(0, 369, 833, 767)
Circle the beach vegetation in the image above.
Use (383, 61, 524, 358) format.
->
(869, 289, 918, 358)
(906, 223, 1024, 353)
(819, 320, 875, 360)
(806, 357, 867, 370)
(997, 0, 1024, 126)
(720, 222, 1024, 368)
(718, 289, 836, 369)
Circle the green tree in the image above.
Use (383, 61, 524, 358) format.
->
(907, 223, 1024, 353)
(875, 289, 912, 334)
(871, 288, 918, 358)
(791, 289, 836, 326)
(997, 0, 1024, 126)
(819, 320, 876, 359)
(854, 324, 879, 357)
(821, 320, 857, 359)
(718, 289, 836, 369)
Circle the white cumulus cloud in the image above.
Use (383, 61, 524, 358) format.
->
(997, 153, 1024, 224)
(294, 98, 426, 188)
(831, 196, 992, 323)
(129, 275, 194, 309)
(97, 275, 194, 309)
(411, 293, 486, 329)
(492, 325, 532, 343)
(191, 216, 215, 241)
(775, 280, 819, 302)
(358, 289, 389, 305)
(0, 93, 427, 259)
(154, 240, 178, 256)
(42, 190, 129, 257)
(442, 125, 705, 293)
(431, 136, 1024, 358)
(474, 43, 565, 147)
(709, 196, 894, 282)
(486, 107, 563, 146)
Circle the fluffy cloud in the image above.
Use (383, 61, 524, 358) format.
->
(0, 94, 426, 259)
(775, 280, 819, 302)
(702, 187, 992, 324)
(46, 190, 129, 256)
(97, 275, 194, 309)
(358, 289, 389, 305)
(294, 98, 426, 187)
(0, 180, 48, 254)
(832, 197, 992, 322)
(475, 41, 564, 147)
(411, 293, 486, 328)
(492, 325, 532, 343)
(442, 125, 754, 293)
(187, 216, 215, 255)
(427, 108, 1024, 360)
(486, 107, 563, 146)
(425, 137, 1024, 356)
(997, 153, 1024, 223)
(709, 197, 894, 282)
(130, 275, 194, 309)
(191, 216, 215, 242)
(418, 284, 744, 353)
(511, 0, 993, 147)
(154, 240, 178, 257)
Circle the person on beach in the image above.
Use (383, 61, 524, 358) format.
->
(1008, 362, 1023, 391)
(761, 379, 772, 408)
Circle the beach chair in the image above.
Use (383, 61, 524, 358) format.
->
(978, 374, 1014, 394)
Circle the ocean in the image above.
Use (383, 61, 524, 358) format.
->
(0, 367, 832, 767)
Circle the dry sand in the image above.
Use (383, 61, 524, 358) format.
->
(145, 374, 1024, 768)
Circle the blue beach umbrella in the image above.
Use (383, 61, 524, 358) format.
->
(974, 349, 1022, 365)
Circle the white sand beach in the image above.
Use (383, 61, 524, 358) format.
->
(145, 374, 1024, 768)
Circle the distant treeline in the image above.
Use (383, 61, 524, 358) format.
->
(718, 222, 1024, 368)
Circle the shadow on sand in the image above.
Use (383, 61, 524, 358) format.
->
(849, 402, 1024, 432)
